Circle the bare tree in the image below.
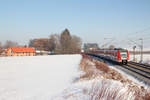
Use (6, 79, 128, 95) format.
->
(48, 34, 56, 52)
(60, 29, 72, 53)
(4, 40, 18, 49)
(70, 35, 82, 53)
(48, 34, 62, 53)
(109, 45, 115, 50)
(29, 38, 49, 51)
(0, 42, 2, 55)
(54, 34, 61, 52)
(59, 29, 82, 54)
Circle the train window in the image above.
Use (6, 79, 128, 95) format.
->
(120, 51, 127, 59)
(121, 53, 127, 57)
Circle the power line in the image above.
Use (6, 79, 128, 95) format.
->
(117, 27, 150, 48)
(128, 27, 150, 36)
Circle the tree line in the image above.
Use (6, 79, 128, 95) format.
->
(29, 29, 82, 54)
(0, 29, 82, 54)
(0, 40, 19, 54)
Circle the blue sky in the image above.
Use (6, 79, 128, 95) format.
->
(0, 0, 150, 49)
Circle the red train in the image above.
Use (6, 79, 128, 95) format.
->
(88, 49, 130, 64)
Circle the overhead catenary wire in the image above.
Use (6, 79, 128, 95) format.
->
(118, 27, 150, 48)
(127, 27, 150, 36)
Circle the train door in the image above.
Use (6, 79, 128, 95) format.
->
(120, 50, 128, 64)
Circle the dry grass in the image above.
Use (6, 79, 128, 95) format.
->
(80, 54, 126, 81)
(89, 79, 134, 100)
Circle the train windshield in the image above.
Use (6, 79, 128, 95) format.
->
(120, 50, 127, 59)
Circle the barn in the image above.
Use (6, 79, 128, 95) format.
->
(6, 47, 36, 56)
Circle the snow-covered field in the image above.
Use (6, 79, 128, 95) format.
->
(130, 54, 150, 64)
(0, 55, 82, 100)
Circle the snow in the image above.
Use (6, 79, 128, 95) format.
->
(53, 78, 135, 100)
(130, 54, 150, 64)
(0, 55, 82, 100)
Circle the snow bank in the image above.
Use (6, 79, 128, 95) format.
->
(0, 55, 82, 100)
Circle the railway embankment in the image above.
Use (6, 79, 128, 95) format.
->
(79, 54, 150, 100)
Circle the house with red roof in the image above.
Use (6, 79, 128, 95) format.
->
(6, 47, 36, 56)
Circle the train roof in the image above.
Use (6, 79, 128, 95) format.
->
(98, 48, 127, 51)
(114, 48, 127, 50)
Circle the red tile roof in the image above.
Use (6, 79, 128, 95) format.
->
(8, 47, 35, 53)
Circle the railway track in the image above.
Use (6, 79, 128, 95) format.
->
(87, 53, 150, 85)
(129, 61, 150, 70)
(125, 62, 150, 84)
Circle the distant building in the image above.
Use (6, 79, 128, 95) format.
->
(84, 43, 99, 51)
(6, 47, 36, 56)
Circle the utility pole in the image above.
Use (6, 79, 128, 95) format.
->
(102, 38, 114, 49)
(133, 46, 136, 62)
(102, 38, 114, 55)
(139, 38, 143, 62)
(129, 38, 144, 63)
